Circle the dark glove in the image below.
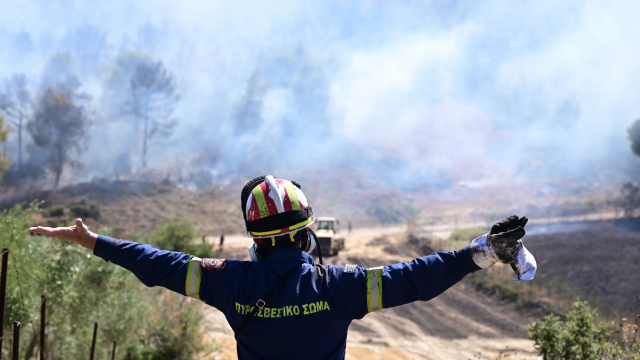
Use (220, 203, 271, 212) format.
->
(470, 215, 528, 269)
(488, 215, 528, 264)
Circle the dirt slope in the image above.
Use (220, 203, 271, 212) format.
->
(199, 231, 540, 360)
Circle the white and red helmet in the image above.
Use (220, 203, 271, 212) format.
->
(241, 175, 314, 238)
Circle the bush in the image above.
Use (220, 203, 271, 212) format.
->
(619, 183, 640, 217)
(43, 205, 64, 217)
(2, 202, 212, 359)
(148, 219, 215, 258)
(127, 293, 213, 360)
(68, 197, 101, 220)
(528, 301, 639, 360)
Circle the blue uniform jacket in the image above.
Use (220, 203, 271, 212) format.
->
(93, 235, 480, 360)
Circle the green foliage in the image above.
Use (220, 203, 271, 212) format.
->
(147, 219, 214, 258)
(43, 205, 65, 217)
(1, 202, 212, 359)
(127, 293, 213, 360)
(528, 301, 619, 360)
(0, 116, 12, 180)
(448, 227, 486, 248)
(68, 197, 101, 220)
(27, 87, 89, 187)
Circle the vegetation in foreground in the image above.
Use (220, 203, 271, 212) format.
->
(528, 301, 640, 360)
(1, 201, 214, 359)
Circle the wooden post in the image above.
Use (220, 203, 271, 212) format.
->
(0, 249, 8, 360)
(40, 295, 46, 360)
(12, 321, 20, 360)
(89, 322, 98, 360)
(111, 341, 117, 360)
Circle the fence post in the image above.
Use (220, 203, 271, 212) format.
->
(40, 295, 46, 360)
(12, 321, 20, 360)
(127, 351, 131, 360)
(0, 248, 8, 360)
(90, 322, 98, 360)
(111, 341, 116, 360)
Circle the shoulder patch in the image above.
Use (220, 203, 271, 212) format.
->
(201, 258, 229, 272)
(344, 264, 357, 273)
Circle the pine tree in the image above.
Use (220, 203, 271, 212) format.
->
(27, 87, 88, 187)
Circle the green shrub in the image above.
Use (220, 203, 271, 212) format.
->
(68, 197, 101, 220)
(2, 201, 212, 359)
(527, 301, 638, 360)
(148, 219, 215, 258)
(127, 293, 213, 360)
(43, 206, 64, 217)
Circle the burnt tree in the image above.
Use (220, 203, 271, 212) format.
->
(0, 74, 32, 171)
(128, 61, 179, 168)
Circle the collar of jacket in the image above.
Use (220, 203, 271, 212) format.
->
(265, 248, 314, 265)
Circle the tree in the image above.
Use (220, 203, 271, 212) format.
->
(39, 52, 84, 98)
(61, 23, 108, 76)
(619, 182, 640, 217)
(0, 116, 11, 181)
(0, 73, 33, 171)
(27, 87, 89, 187)
(627, 119, 640, 157)
(232, 68, 268, 135)
(128, 61, 179, 168)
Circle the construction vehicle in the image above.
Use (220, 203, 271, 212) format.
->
(314, 217, 345, 256)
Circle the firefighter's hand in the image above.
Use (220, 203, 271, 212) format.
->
(470, 215, 527, 268)
(28, 218, 98, 250)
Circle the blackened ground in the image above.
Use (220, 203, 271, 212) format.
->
(525, 218, 640, 318)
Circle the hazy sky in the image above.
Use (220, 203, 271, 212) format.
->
(1, 0, 639, 188)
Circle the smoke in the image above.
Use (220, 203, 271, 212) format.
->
(1, 0, 640, 191)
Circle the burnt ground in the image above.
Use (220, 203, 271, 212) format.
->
(524, 218, 640, 318)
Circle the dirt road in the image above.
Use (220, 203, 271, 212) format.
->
(200, 230, 540, 360)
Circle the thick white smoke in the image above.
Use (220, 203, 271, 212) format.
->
(1, 0, 639, 190)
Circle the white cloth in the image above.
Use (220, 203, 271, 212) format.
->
(512, 244, 537, 281)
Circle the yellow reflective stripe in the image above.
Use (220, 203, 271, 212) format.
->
(284, 181, 301, 210)
(251, 229, 283, 236)
(251, 217, 313, 236)
(252, 186, 270, 219)
(186, 257, 202, 300)
(289, 216, 312, 231)
(366, 267, 383, 312)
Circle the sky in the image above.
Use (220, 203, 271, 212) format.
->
(1, 0, 640, 190)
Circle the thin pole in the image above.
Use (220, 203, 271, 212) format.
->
(12, 321, 20, 360)
(111, 341, 116, 360)
(40, 295, 46, 360)
(89, 322, 98, 360)
(0, 248, 9, 360)
(127, 351, 131, 360)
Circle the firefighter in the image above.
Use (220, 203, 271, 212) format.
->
(29, 175, 531, 360)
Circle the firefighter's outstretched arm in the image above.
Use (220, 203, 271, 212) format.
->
(331, 215, 533, 320)
(29, 218, 200, 299)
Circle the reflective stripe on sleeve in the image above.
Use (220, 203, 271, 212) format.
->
(366, 266, 383, 312)
(186, 256, 202, 300)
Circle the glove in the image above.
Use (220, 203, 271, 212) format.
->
(470, 215, 537, 281)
